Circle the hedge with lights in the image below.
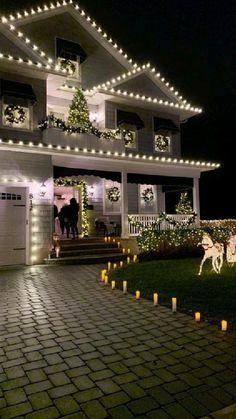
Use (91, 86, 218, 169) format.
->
(54, 177, 89, 237)
(129, 215, 236, 259)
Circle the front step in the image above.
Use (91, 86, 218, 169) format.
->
(46, 252, 128, 266)
(56, 248, 123, 258)
(45, 237, 128, 265)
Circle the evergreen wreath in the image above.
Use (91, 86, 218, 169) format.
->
(107, 186, 120, 202)
(155, 134, 169, 152)
(142, 187, 154, 203)
(123, 130, 135, 147)
(4, 105, 26, 124)
(59, 58, 76, 76)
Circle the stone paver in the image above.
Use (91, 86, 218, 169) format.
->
(0, 264, 236, 418)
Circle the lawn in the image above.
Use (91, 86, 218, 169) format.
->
(109, 258, 236, 327)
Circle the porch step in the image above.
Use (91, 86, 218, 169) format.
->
(45, 237, 127, 266)
(59, 243, 118, 251)
(54, 247, 123, 258)
(45, 252, 128, 266)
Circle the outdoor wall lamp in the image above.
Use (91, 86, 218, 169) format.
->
(39, 182, 47, 197)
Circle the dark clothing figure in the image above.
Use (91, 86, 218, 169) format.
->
(54, 204, 58, 219)
(68, 198, 79, 239)
(58, 205, 70, 238)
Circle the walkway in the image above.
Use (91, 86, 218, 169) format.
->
(0, 265, 236, 418)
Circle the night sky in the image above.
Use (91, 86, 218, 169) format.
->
(1, 0, 236, 219)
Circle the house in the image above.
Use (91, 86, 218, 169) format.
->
(0, 1, 219, 266)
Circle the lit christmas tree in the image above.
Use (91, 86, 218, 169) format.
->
(175, 192, 193, 214)
(67, 88, 92, 131)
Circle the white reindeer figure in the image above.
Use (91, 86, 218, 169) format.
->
(226, 235, 236, 265)
(198, 233, 224, 275)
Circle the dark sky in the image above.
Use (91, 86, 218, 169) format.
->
(1, 0, 236, 218)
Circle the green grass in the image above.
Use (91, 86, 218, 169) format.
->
(109, 258, 236, 327)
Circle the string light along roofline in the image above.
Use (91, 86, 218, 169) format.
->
(1, 1, 200, 109)
(0, 50, 69, 74)
(0, 138, 220, 170)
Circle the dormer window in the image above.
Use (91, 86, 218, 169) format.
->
(56, 38, 87, 80)
(153, 117, 179, 153)
(117, 109, 144, 149)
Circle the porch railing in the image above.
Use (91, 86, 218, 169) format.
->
(128, 214, 195, 236)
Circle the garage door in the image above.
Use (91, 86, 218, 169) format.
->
(0, 187, 27, 266)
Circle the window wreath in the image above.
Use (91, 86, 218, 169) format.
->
(4, 105, 26, 125)
(122, 130, 135, 147)
(142, 187, 154, 203)
(107, 186, 120, 202)
(155, 134, 170, 152)
(59, 58, 76, 76)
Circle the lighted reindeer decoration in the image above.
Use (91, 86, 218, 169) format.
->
(226, 235, 236, 265)
(198, 233, 224, 275)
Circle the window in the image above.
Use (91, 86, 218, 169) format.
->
(153, 117, 179, 154)
(104, 181, 121, 214)
(116, 109, 144, 149)
(0, 79, 36, 130)
(56, 38, 87, 80)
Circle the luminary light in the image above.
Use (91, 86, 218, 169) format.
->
(111, 280, 116, 290)
(101, 269, 107, 282)
(108, 236, 111, 242)
(133, 255, 137, 262)
(104, 275, 109, 285)
(113, 239, 116, 243)
(127, 257, 130, 264)
(195, 312, 201, 322)
(104, 237, 108, 243)
(122, 248, 126, 254)
(123, 281, 127, 293)
(55, 246, 60, 258)
(172, 297, 177, 313)
(221, 320, 227, 331)
(120, 261, 124, 268)
(136, 290, 140, 300)
(153, 293, 158, 306)
(113, 263, 117, 269)
(127, 248, 131, 254)
(107, 262, 111, 271)
(117, 242, 121, 248)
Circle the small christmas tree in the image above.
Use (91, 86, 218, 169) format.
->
(175, 192, 193, 214)
(67, 88, 92, 131)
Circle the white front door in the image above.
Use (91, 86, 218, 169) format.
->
(0, 187, 27, 266)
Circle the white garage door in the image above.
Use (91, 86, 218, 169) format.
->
(0, 187, 27, 266)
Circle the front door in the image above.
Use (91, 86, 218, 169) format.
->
(0, 186, 27, 266)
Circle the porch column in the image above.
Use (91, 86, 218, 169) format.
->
(121, 171, 129, 238)
(156, 185, 166, 213)
(193, 177, 200, 226)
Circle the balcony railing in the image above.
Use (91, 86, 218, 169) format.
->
(42, 127, 125, 153)
(128, 214, 195, 236)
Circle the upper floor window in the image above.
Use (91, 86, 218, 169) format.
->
(153, 117, 179, 153)
(0, 79, 36, 130)
(116, 109, 144, 149)
(56, 38, 87, 80)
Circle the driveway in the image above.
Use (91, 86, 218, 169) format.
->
(0, 265, 236, 418)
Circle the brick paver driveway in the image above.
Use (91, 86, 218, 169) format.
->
(1, 265, 236, 418)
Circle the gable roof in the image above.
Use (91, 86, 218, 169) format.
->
(0, 1, 202, 116)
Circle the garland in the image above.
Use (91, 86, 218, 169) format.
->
(59, 58, 76, 76)
(128, 212, 197, 231)
(38, 114, 134, 142)
(54, 177, 89, 237)
(142, 187, 154, 203)
(155, 135, 170, 152)
(107, 186, 120, 202)
(4, 105, 26, 124)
